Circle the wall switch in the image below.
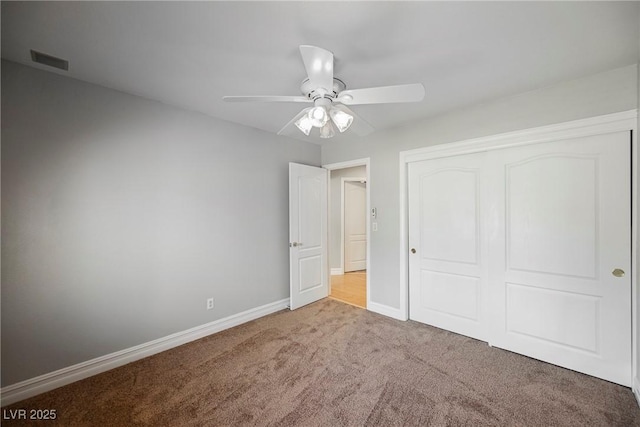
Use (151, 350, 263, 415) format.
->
(372, 222, 378, 232)
(206, 298, 214, 310)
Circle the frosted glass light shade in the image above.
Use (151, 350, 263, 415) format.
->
(319, 121, 336, 139)
(308, 106, 329, 128)
(329, 108, 353, 133)
(295, 115, 313, 135)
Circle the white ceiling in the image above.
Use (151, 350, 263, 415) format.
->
(2, 2, 639, 144)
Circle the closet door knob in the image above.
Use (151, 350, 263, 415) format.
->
(612, 268, 625, 278)
(411, 248, 416, 254)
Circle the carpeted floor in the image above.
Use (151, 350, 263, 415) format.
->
(3, 299, 640, 426)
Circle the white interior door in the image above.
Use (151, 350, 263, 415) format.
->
(488, 132, 631, 386)
(408, 152, 488, 341)
(344, 180, 367, 272)
(289, 163, 328, 310)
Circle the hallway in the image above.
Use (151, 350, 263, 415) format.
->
(329, 271, 366, 308)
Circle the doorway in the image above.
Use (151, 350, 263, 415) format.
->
(324, 159, 370, 309)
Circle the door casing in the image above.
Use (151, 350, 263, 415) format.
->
(324, 158, 371, 309)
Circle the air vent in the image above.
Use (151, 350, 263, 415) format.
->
(30, 50, 69, 71)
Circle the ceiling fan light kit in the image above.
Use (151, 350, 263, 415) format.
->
(329, 108, 353, 133)
(319, 121, 336, 139)
(294, 108, 313, 136)
(223, 45, 425, 139)
(308, 103, 330, 128)
(293, 101, 352, 136)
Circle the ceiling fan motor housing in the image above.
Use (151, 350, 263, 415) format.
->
(301, 78, 346, 101)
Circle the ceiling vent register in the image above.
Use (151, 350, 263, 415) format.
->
(30, 50, 69, 71)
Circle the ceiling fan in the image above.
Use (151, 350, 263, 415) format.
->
(223, 45, 425, 139)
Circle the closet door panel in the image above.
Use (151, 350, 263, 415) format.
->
(408, 152, 488, 341)
(488, 131, 631, 386)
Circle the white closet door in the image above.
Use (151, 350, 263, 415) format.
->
(488, 131, 631, 386)
(408, 152, 488, 341)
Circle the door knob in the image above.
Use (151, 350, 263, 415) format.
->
(290, 242, 303, 248)
(612, 268, 625, 278)
(411, 248, 416, 254)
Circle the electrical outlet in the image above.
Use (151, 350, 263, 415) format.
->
(206, 298, 214, 310)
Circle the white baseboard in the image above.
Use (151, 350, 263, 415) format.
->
(368, 301, 408, 321)
(330, 268, 344, 275)
(634, 377, 640, 408)
(0, 298, 289, 407)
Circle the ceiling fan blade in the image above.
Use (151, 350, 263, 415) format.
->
(299, 45, 334, 93)
(337, 83, 425, 105)
(332, 105, 375, 137)
(277, 107, 312, 136)
(223, 96, 311, 103)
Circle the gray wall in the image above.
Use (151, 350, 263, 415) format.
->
(329, 166, 366, 270)
(322, 64, 638, 310)
(1, 60, 320, 386)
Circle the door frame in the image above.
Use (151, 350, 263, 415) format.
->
(399, 110, 638, 385)
(324, 158, 371, 309)
(341, 177, 367, 274)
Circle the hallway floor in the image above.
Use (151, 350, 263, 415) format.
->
(329, 271, 366, 308)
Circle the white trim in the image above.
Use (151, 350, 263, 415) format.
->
(634, 377, 640, 408)
(0, 298, 289, 406)
(324, 159, 369, 171)
(633, 121, 638, 390)
(402, 110, 637, 164)
(341, 177, 367, 274)
(399, 110, 638, 383)
(330, 267, 344, 275)
(323, 158, 371, 311)
(399, 153, 409, 321)
(368, 301, 406, 321)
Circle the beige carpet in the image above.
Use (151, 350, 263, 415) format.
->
(3, 299, 640, 426)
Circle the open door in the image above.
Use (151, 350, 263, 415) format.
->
(289, 163, 328, 310)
